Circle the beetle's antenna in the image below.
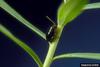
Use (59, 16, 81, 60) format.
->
(46, 16, 56, 25)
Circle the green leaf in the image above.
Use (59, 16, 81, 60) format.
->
(57, 0, 88, 27)
(0, 1, 46, 40)
(53, 53, 100, 61)
(84, 2, 100, 10)
(0, 24, 42, 67)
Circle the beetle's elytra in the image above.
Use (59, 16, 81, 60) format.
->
(46, 25, 57, 42)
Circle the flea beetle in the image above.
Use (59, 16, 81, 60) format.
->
(46, 16, 57, 42)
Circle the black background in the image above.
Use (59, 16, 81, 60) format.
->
(0, 0, 100, 67)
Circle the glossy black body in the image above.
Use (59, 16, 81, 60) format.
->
(46, 25, 57, 42)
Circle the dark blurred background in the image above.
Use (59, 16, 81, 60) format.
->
(0, 0, 100, 67)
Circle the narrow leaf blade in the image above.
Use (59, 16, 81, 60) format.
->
(84, 2, 100, 10)
(0, 24, 42, 67)
(0, 1, 46, 39)
(57, 0, 88, 27)
(53, 53, 100, 61)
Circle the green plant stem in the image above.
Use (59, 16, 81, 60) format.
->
(43, 26, 63, 67)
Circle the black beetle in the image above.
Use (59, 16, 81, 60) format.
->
(46, 16, 57, 42)
(46, 24, 57, 42)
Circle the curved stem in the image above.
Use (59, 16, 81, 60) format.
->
(43, 26, 63, 67)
